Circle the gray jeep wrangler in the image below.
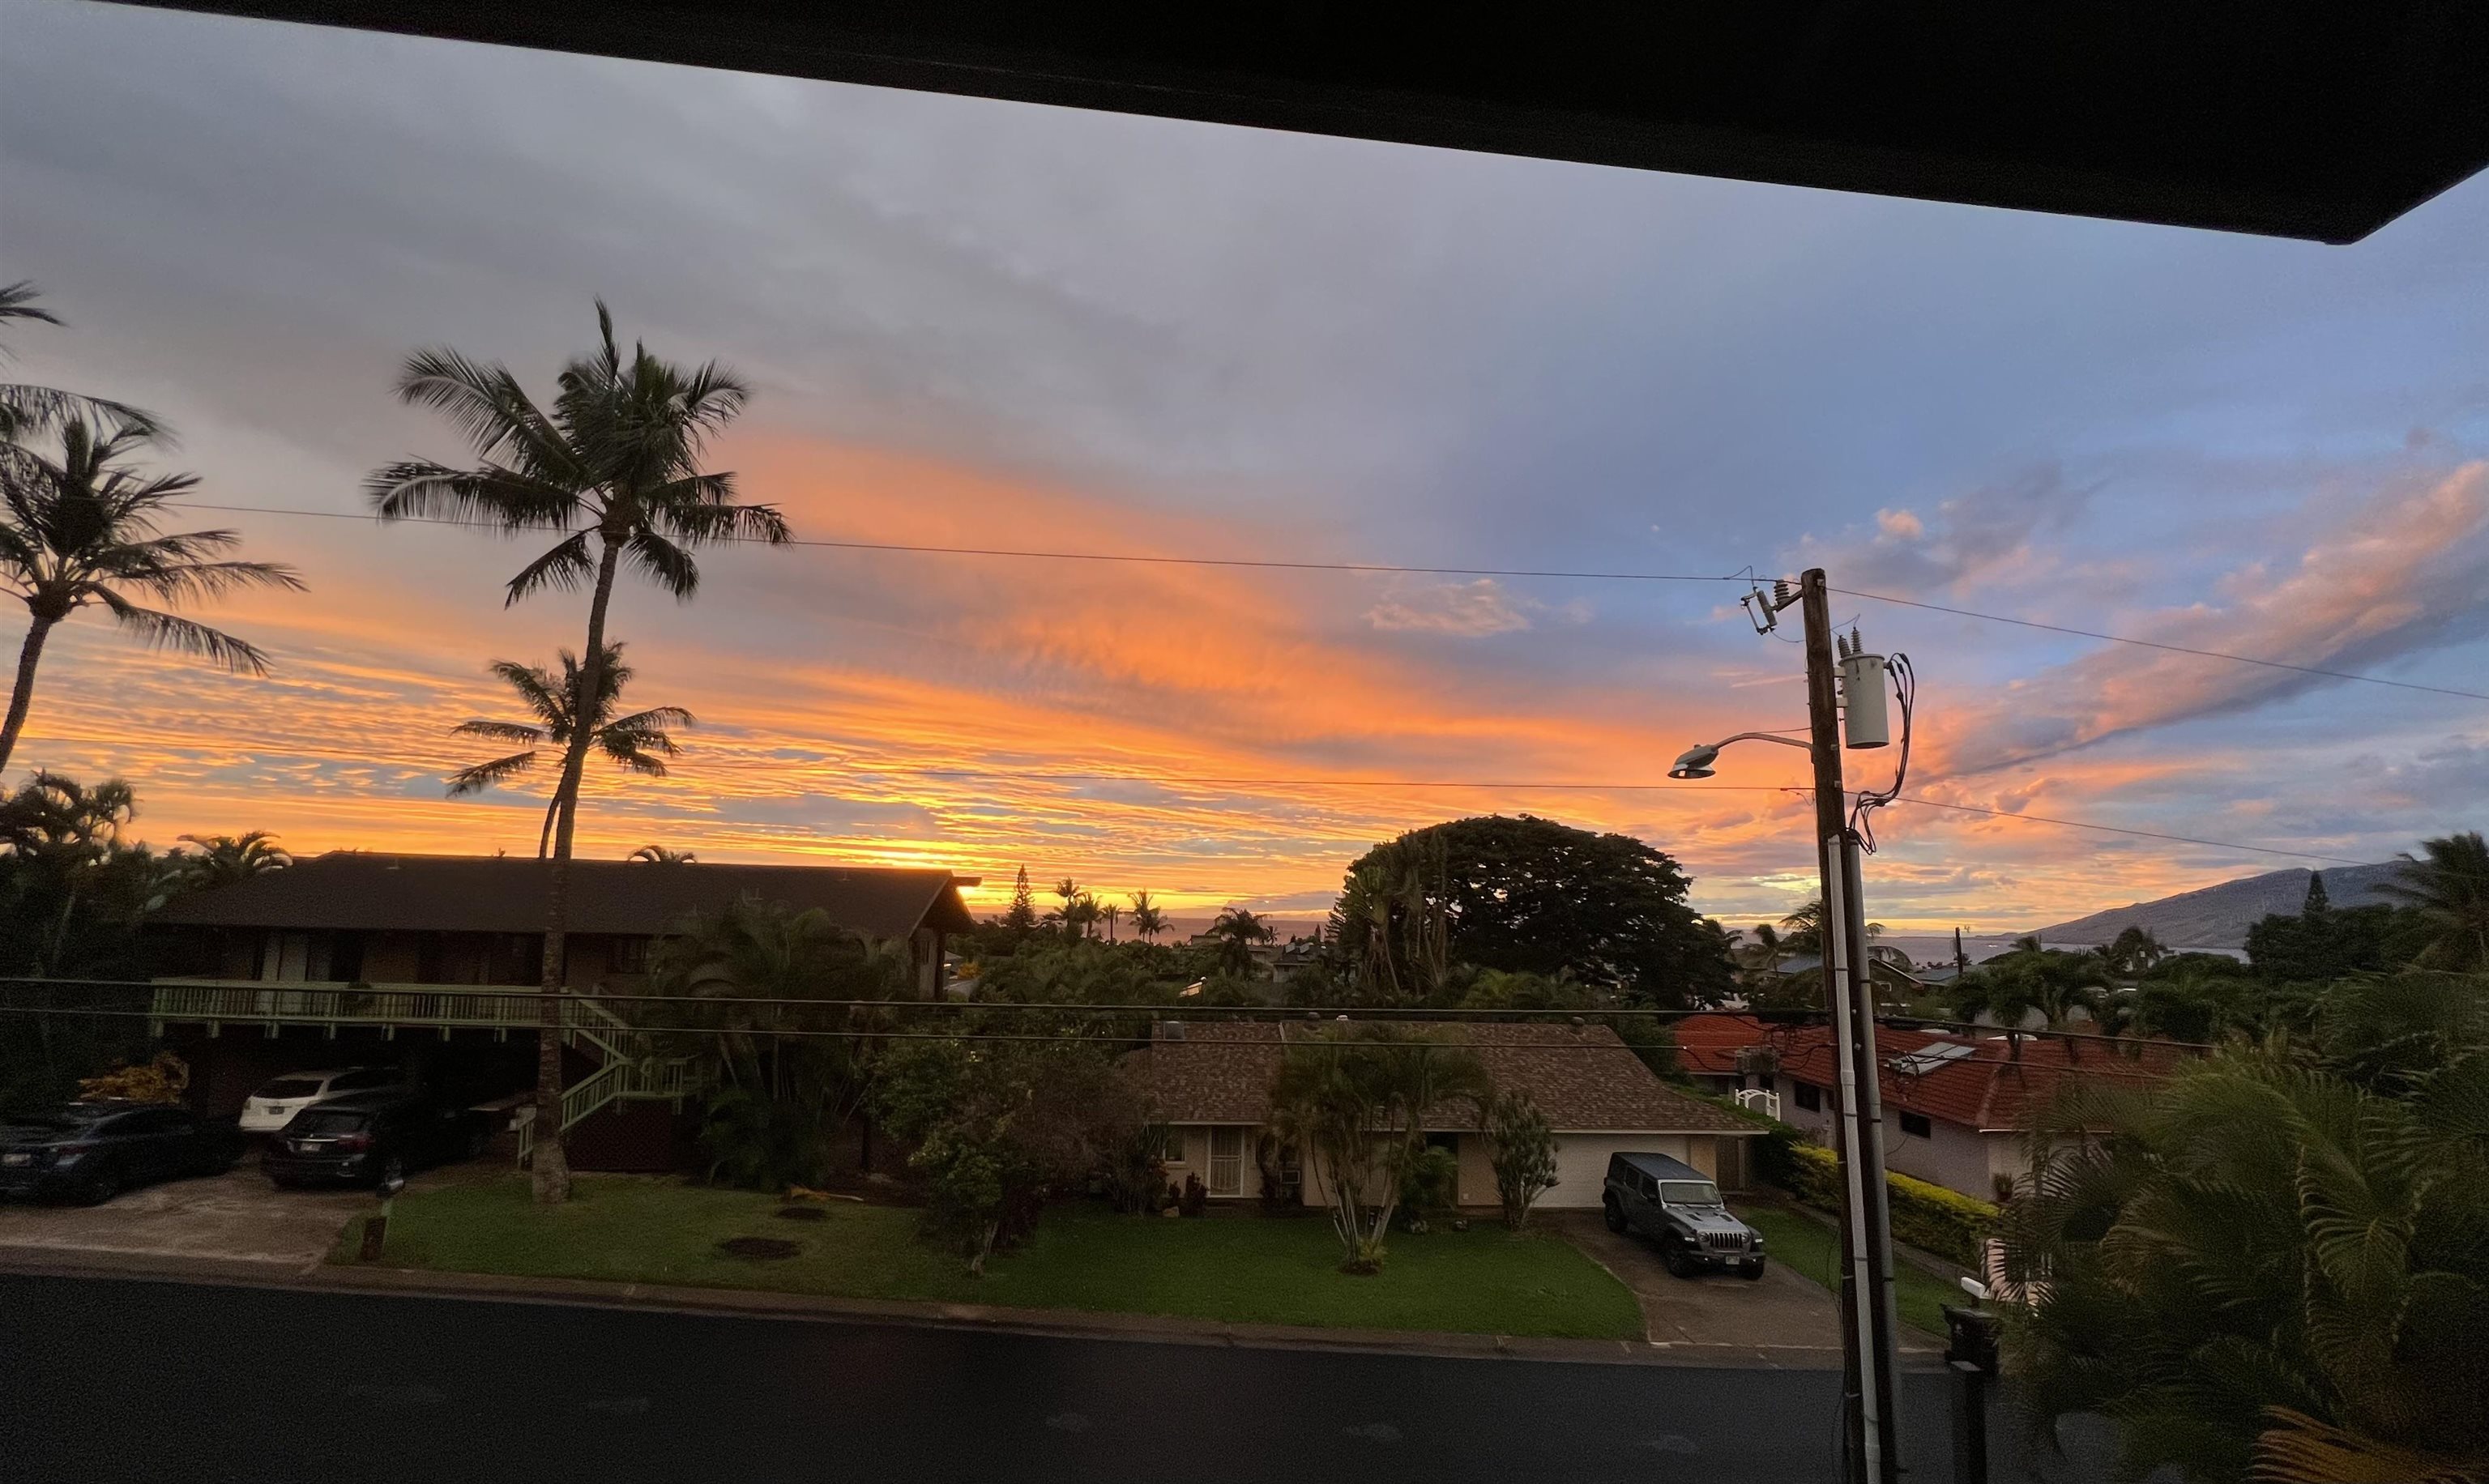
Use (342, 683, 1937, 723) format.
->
(1603, 1151, 1765, 1280)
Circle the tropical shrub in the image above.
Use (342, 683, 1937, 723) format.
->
(1484, 1090, 1558, 1231)
(1267, 1024, 1493, 1273)
(1772, 1141, 1996, 1267)
(1397, 1144, 1459, 1231)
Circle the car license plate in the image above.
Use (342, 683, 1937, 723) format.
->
(1, 1151, 31, 1166)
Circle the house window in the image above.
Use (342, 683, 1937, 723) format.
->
(1159, 1128, 1186, 1165)
(1898, 1111, 1932, 1139)
(608, 936, 650, 974)
(1793, 1081, 1823, 1113)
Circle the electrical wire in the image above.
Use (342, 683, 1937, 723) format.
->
(1848, 651, 1914, 854)
(174, 501, 2489, 702)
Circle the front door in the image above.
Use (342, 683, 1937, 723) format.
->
(1207, 1126, 1244, 1196)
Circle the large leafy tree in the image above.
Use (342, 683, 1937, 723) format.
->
(2376, 830, 2489, 970)
(2005, 974, 2489, 1482)
(446, 642, 693, 858)
(1206, 905, 1274, 974)
(1330, 816, 1734, 1006)
(1, 421, 302, 771)
(369, 302, 788, 1202)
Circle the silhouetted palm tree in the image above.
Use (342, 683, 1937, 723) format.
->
(1208, 906, 1276, 975)
(447, 643, 692, 858)
(2376, 830, 2489, 970)
(1, 421, 302, 771)
(174, 830, 291, 889)
(370, 302, 786, 1202)
(1127, 890, 1167, 944)
(0, 281, 156, 445)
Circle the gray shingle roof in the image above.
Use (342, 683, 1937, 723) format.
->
(1132, 1020, 1757, 1133)
(149, 852, 977, 940)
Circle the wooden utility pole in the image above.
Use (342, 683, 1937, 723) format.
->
(1799, 566, 1904, 1484)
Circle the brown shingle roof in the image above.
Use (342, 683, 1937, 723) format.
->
(148, 852, 977, 940)
(1131, 1020, 1757, 1133)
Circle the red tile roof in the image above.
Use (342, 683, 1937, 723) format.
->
(1130, 1020, 1757, 1133)
(1674, 1013, 2185, 1132)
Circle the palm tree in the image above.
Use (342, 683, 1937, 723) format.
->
(446, 643, 693, 859)
(2376, 830, 2489, 970)
(1099, 901, 1121, 944)
(0, 281, 156, 445)
(1207, 906, 1276, 975)
(1127, 890, 1166, 944)
(1, 420, 303, 771)
(2008, 1045, 2489, 1481)
(628, 845, 695, 864)
(1741, 922, 1787, 975)
(370, 302, 786, 1203)
(1269, 1025, 1494, 1271)
(173, 830, 290, 889)
(1778, 899, 1882, 958)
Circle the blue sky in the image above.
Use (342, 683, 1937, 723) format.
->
(3, 0, 2486, 931)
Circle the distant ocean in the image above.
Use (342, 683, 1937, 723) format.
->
(1877, 934, 2026, 968)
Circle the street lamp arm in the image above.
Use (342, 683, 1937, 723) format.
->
(1711, 731, 1813, 752)
(1668, 730, 1813, 779)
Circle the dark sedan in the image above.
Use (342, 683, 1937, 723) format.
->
(262, 1089, 493, 1189)
(0, 1102, 243, 1205)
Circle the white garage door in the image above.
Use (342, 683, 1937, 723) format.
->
(1540, 1133, 1691, 1208)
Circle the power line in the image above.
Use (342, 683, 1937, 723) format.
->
(178, 501, 2489, 703)
(1829, 586, 2489, 703)
(1889, 795, 2384, 866)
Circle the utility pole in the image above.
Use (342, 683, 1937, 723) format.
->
(1800, 566, 1905, 1484)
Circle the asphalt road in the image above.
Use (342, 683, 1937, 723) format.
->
(1, 1273, 2111, 1483)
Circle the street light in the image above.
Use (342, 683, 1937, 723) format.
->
(1667, 731, 1812, 779)
(1674, 569, 1906, 1484)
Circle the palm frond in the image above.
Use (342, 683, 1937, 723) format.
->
(449, 720, 545, 744)
(504, 530, 595, 606)
(90, 591, 274, 674)
(445, 751, 539, 796)
(365, 459, 581, 529)
(622, 525, 698, 598)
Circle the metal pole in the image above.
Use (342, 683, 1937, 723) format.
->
(1800, 567, 1901, 1484)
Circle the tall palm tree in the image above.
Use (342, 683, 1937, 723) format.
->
(2376, 830, 2489, 970)
(1127, 890, 1166, 944)
(446, 643, 692, 859)
(1, 420, 302, 771)
(173, 830, 291, 889)
(0, 281, 156, 445)
(1208, 906, 1276, 975)
(370, 301, 787, 1202)
(1099, 901, 1121, 944)
(1742, 922, 1786, 975)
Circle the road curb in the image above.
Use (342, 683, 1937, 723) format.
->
(0, 1242, 1902, 1369)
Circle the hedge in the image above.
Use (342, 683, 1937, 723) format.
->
(1774, 1143, 1997, 1269)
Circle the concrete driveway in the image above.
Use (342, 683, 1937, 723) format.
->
(0, 1161, 369, 1269)
(1549, 1210, 1939, 1365)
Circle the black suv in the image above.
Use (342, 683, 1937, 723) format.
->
(1603, 1151, 1766, 1280)
(263, 1089, 492, 1189)
(0, 1102, 242, 1205)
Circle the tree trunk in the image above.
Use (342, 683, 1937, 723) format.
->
(0, 613, 59, 775)
(536, 795, 558, 859)
(528, 535, 624, 1205)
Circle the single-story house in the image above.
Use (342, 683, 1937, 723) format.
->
(1127, 1019, 1761, 1209)
(142, 852, 977, 1169)
(1673, 1012, 2182, 1201)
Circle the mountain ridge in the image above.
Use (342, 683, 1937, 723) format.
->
(2033, 862, 2406, 951)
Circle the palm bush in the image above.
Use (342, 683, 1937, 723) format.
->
(2004, 1006, 2489, 1482)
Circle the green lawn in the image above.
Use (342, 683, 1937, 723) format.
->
(1737, 1204, 1959, 1336)
(350, 1175, 1643, 1340)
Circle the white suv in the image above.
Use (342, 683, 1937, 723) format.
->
(239, 1068, 402, 1134)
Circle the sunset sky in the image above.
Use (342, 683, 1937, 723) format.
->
(4, 0, 2487, 933)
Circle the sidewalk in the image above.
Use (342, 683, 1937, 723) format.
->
(0, 1238, 1940, 1371)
